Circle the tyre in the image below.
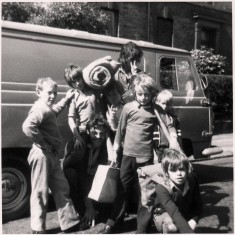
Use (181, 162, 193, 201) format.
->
(2, 160, 31, 222)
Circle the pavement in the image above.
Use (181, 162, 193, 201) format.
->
(189, 133, 233, 161)
(210, 133, 233, 158)
(2, 133, 233, 234)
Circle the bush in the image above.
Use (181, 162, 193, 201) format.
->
(205, 74, 232, 119)
(190, 47, 226, 75)
(2, 2, 110, 35)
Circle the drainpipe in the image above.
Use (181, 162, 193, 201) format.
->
(147, 2, 150, 41)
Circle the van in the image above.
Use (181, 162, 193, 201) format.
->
(2, 21, 221, 221)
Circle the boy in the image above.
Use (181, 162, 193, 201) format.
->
(105, 41, 144, 131)
(63, 114, 110, 229)
(99, 73, 158, 234)
(154, 89, 181, 162)
(154, 149, 203, 233)
(64, 64, 106, 153)
(22, 77, 80, 233)
(114, 41, 144, 104)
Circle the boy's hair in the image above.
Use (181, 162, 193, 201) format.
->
(64, 64, 83, 88)
(118, 41, 143, 71)
(132, 73, 157, 99)
(86, 113, 110, 132)
(36, 77, 57, 91)
(156, 90, 173, 104)
(161, 149, 193, 177)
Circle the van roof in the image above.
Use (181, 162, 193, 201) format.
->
(2, 20, 189, 53)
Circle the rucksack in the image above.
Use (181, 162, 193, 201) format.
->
(137, 163, 172, 212)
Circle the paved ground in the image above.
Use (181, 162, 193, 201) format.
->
(2, 133, 233, 234)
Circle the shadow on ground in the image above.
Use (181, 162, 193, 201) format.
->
(3, 159, 233, 234)
(192, 162, 233, 233)
(193, 162, 233, 184)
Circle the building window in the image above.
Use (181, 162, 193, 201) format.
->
(155, 17, 173, 47)
(100, 3, 119, 37)
(200, 27, 216, 49)
(193, 15, 222, 52)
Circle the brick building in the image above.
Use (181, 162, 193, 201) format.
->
(100, 2, 232, 74)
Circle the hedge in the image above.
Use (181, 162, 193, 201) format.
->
(204, 74, 233, 119)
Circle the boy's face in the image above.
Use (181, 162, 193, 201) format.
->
(37, 82, 57, 107)
(167, 164, 187, 187)
(71, 76, 85, 91)
(157, 101, 167, 110)
(135, 86, 152, 106)
(89, 126, 106, 148)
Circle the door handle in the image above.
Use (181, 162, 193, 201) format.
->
(201, 99, 211, 107)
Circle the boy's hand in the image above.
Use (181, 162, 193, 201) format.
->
(83, 200, 97, 228)
(106, 105, 117, 120)
(74, 138, 85, 149)
(66, 89, 75, 100)
(130, 60, 138, 75)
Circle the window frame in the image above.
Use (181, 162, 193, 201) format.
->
(159, 55, 197, 91)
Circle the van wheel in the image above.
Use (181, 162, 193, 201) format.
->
(2, 160, 31, 221)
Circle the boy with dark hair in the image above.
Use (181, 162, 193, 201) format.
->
(154, 149, 203, 233)
(64, 64, 105, 151)
(63, 114, 110, 229)
(115, 41, 144, 104)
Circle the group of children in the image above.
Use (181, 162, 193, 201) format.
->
(22, 42, 202, 234)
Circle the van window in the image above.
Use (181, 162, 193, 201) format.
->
(160, 57, 195, 91)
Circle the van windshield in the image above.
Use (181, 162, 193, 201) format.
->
(160, 57, 196, 91)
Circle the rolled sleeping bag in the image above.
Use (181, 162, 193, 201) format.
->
(83, 56, 121, 90)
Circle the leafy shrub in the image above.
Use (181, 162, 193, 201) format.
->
(190, 47, 226, 75)
(205, 75, 232, 118)
(2, 2, 109, 34)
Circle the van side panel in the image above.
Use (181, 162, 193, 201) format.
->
(2, 29, 121, 153)
(2, 31, 120, 84)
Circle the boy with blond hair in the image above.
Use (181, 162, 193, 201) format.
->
(100, 73, 158, 234)
(154, 89, 181, 162)
(22, 77, 80, 233)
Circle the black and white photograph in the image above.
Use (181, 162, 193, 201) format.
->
(1, 1, 233, 234)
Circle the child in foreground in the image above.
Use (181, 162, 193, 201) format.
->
(154, 149, 203, 233)
(99, 73, 158, 234)
(22, 77, 80, 234)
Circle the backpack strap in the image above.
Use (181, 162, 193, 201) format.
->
(151, 173, 172, 195)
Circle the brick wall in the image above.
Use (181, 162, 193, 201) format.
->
(118, 2, 148, 41)
(115, 2, 232, 74)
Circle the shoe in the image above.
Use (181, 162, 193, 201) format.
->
(32, 230, 46, 234)
(98, 224, 114, 234)
(60, 223, 80, 233)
